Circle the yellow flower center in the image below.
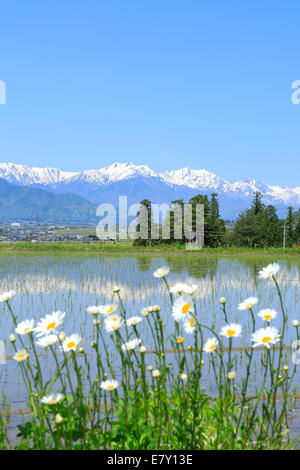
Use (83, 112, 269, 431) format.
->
(112, 325, 116, 330)
(107, 307, 114, 314)
(190, 318, 195, 327)
(181, 303, 191, 314)
(227, 330, 236, 337)
(107, 385, 114, 390)
(264, 315, 272, 320)
(47, 322, 56, 331)
(262, 336, 271, 343)
(18, 353, 25, 360)
(246, 303, 253, 309)
(24, 327, 30, 333)
(177, 337, 184, 344)
(210, 344, 216, 351)
(67, 341, 76, 349)
(49, 398, 58, 403)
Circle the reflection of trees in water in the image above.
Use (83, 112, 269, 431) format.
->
(136, 256, 153, 272)
(163, 255, 219, 280)
(225, 256, 300, 287)
(134, 254, 220, 280)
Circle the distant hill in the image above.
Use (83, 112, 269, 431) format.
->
(0, 178, 97, 223)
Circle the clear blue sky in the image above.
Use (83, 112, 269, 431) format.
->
(0, 1, 300, 186)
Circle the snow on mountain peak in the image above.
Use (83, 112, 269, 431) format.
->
(160, 167, 223, 190)
(75, 162, 157, 185)
(0, 162, 78, 185)
(0, 161, 300, 208)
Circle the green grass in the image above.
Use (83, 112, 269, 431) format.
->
(1, 241, 300, 257)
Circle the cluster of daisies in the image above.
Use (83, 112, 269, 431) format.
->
(169, 286, 281, 351)
(86, 301, 145, 348)
(12, 310, 82, 357)
(153, 262, 299, 356)
(2, 260, 299, 400)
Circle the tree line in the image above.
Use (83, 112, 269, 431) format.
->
(133, 192, 300, 248)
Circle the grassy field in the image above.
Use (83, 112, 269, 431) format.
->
(1, 241, 300, 257)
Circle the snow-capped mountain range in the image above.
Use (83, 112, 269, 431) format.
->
(0, 162, 299, 219)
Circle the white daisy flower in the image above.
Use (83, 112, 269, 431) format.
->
(104, 314, 124, 332)
(238, 297, 258, 311)
(100, 379, 119, 391)
(220, 323, 242, 338)
(183, 284, 198, 295)
(86, 305, 103, 316)
(139, 346, 147, 353)
(15, 319, 35, 335)
(34, 311, 66, 337)
(141, 305, 161, 316)
(170, 283, 187, 295)
(141, 307, 151, 317)
(179, 372, 188, 381)
(170, 283, 198, 296)
(251, 326, 280, 349)
(61, 334, 82, 352)
(100, 304, 118, 315)
(258, 309, 278, 322)
(126, 316, 142, 327)
(152, 305, 161, 312)
(0, 290, 16, 302)
(113, 286, 120, 293)
(203, 337, 219, 353)
(258, 263, 280, 280)
(153, 266, 170, 278)
(13, 350, 29, 362)
(121, 338, 141, 351)
(292, 320, 300, 327)
(183, 316, 197, 334)
(41, 393, 64, 405)
(36, 334, 58, 348)
(220, 297, 227, 304)
(172, 296, 194, 322)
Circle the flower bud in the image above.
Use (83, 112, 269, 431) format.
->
(55, 414, 63, 424)
(9, 334, 16, 343)
(152, 369, 161, 378)
(228, 371, 236, 380)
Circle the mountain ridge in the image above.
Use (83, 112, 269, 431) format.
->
(0, 161, 299, 219)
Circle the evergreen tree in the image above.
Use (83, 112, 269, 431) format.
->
(233, 193, 282, 247)
(188, 194, 210, 246)
(252, 191, 265, 215)
(261, 205, 282, 247)
(285, 206, 295, 247)
(160, 199, 185, 245)
(206, 193, 226, 247)
(133, 199, 158, 246)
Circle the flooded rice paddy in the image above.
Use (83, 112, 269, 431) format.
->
(0, 253, 300, 440)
